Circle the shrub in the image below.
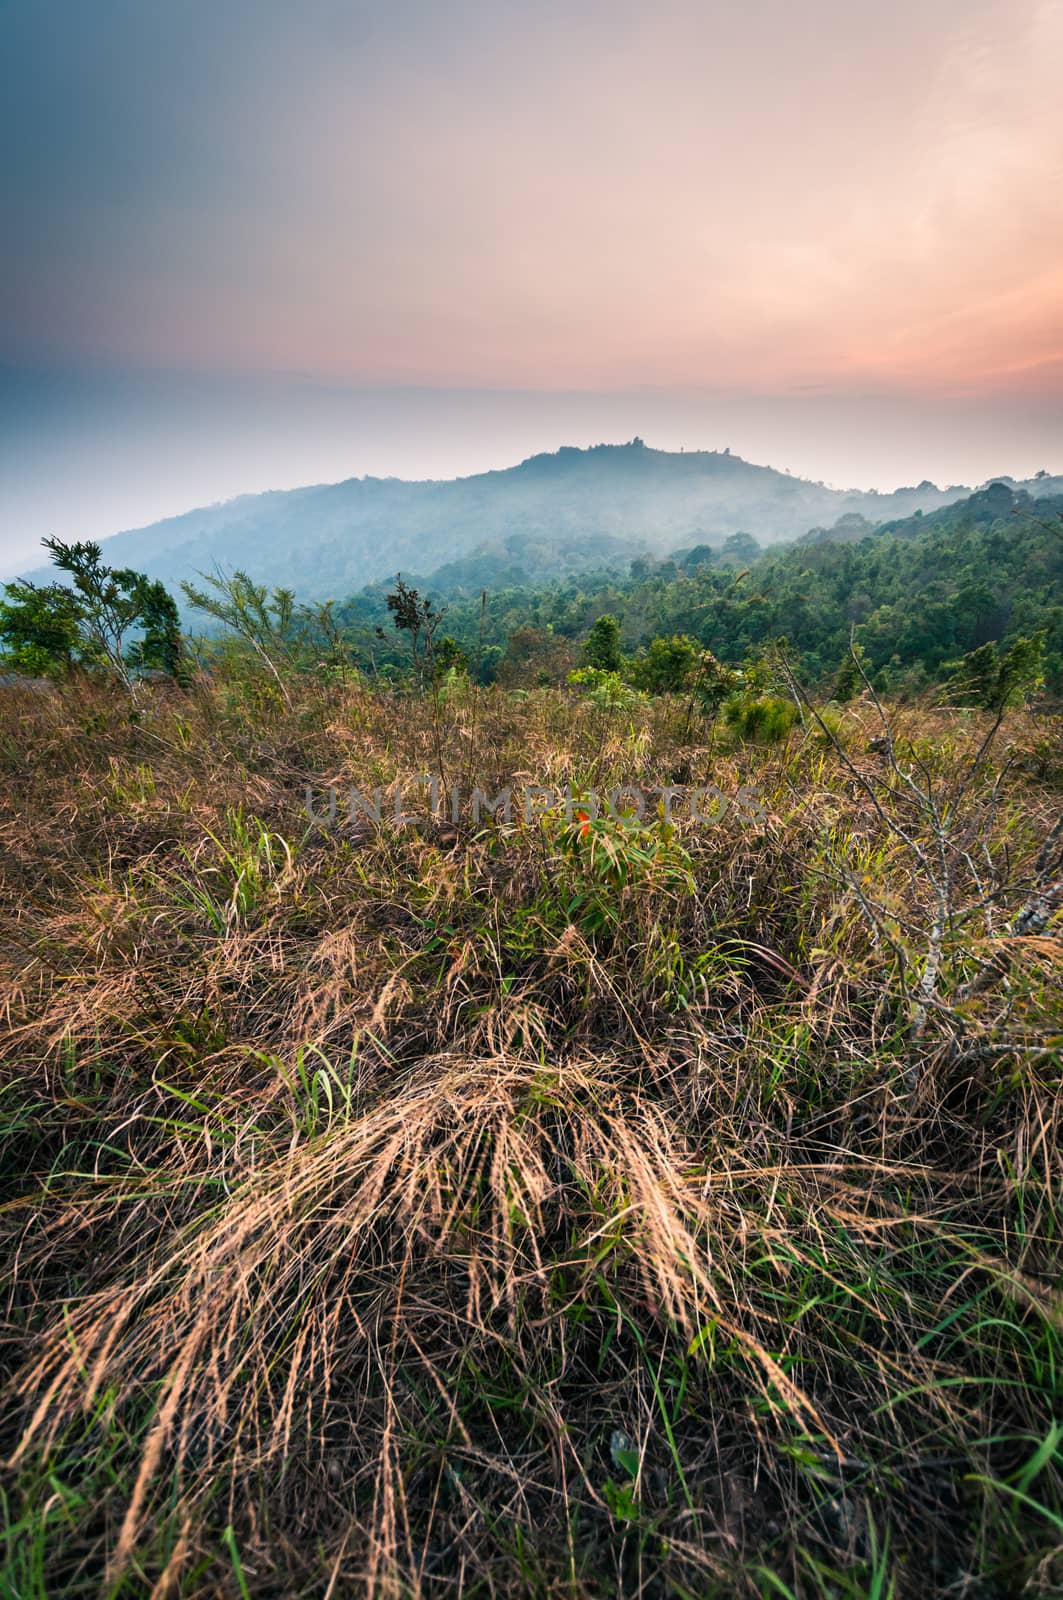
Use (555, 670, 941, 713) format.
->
(627, 633, 699, 694)
(724, 692, 800, 742)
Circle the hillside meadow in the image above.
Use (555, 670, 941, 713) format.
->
(0, 668, 1061, 1597)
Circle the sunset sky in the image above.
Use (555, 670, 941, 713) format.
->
(3, 0, 1062, 568)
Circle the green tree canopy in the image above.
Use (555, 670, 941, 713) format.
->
(1, 539, 185, 688)
(584, 612, 623, 672)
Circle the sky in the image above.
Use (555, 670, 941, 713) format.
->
(2, 0, 1062, 571)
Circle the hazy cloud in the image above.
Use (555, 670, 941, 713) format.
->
(1, 0, 1060, 563)
(3, 0, 1060, 391)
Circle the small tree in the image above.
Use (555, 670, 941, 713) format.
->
(295, 599, 357, 682)
(384, 576, 445, 693)
(997, 632, 1046, 707)
(0, 539, 186, 689)
(692, 648, 742, 715)
(384, 576, 449, 776)
(627, 633, 699, 694)
(834, 641, 867, 704)
(126, 579, 185, 679)
(719, 531, 761, 567)
(944, 633, 1045, 710)
(945, 641, 1000, 708)
(0, 579, 83, 677)
(497, 625, 572, 687)
(584, 613, 622, 673)
(43, 539, 167, 691)
(181, 570, 296, 705)
(675, 646, 742, 748)
(433, 636, 468, 681)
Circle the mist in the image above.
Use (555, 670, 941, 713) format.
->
(4, 365, 1061, 575)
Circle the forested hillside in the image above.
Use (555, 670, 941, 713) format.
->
(339, 484, 1063, 693)
(14, 441, 985, 602)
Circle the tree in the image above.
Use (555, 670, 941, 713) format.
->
(627, 633, 699, 694)
(382, 575, 445, 693)
(43, 539, 157, 691)
(679, 544, 717, 575)
(719, 531, 761, 567)
(126, 579, 185, 679)
(181, 570, 296, 705)
(497, 625, 572, 687)
(0, 539, 186, 688)
(997, 632, 1046, 707)
(433, 636, 468, 679)
(290, 598, 358, 682)
(0, 580, 83, 677)
(946, 641, 1001, 708)
(944, 632, 1046, 710)
(691, 648, 741, 714)
(584, 613, 622, 673)
(834, 641, 867, 704)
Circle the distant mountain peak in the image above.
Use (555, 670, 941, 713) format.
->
(17, 441, 1053, 603)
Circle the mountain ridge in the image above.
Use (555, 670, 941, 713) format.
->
(14, 439, 1055, 602)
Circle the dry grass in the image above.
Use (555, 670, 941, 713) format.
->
(0, 672, 1060, 1597)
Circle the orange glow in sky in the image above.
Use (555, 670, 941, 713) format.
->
(4, 0, 1061, 398)
(3, 0, 1062, 563)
